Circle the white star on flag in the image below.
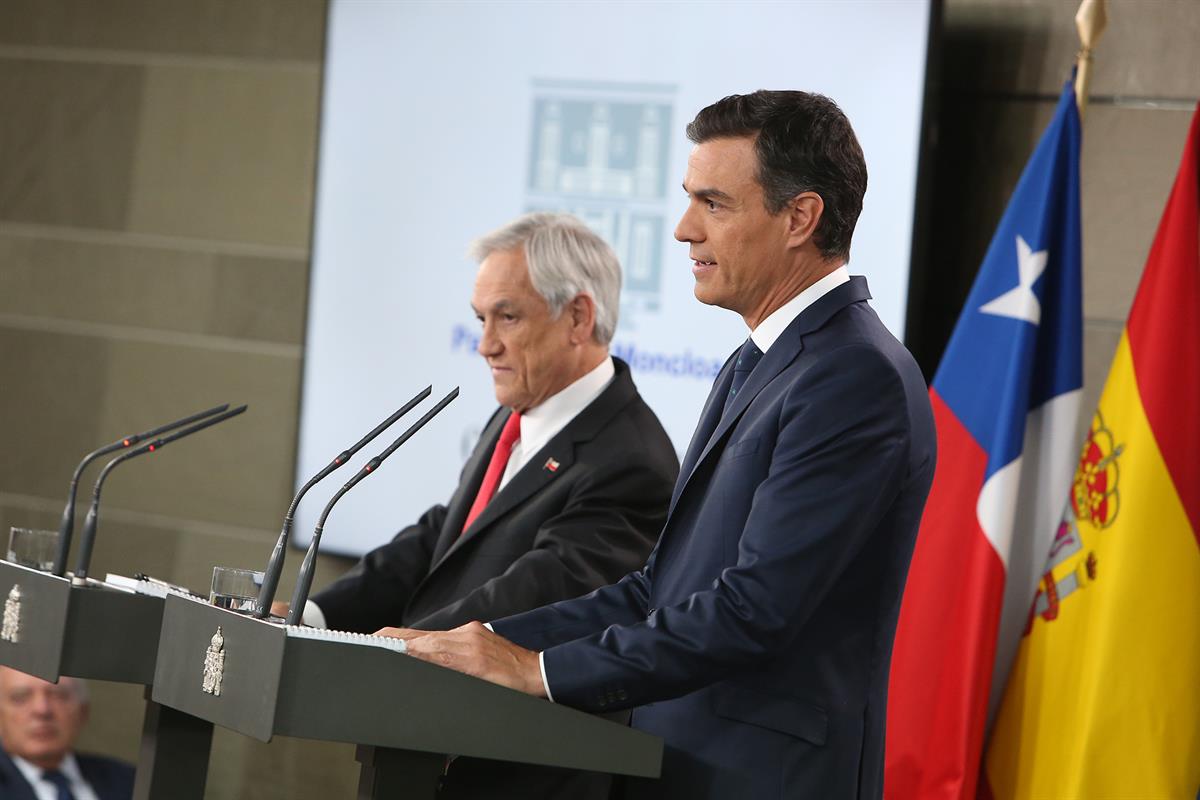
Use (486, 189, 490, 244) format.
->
(979, 235, 1049, 325)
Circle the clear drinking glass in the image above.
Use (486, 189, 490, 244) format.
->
(7, 527, 59, 571)
(209, 567, 264, 613)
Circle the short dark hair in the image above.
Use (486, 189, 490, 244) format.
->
(686, 90, 867, 261)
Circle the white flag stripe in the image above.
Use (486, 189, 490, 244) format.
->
(975, 388, 1083, 721)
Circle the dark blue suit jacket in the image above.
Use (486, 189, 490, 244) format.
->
(493, 277, 936, 799)
(0, 748, 135, 800)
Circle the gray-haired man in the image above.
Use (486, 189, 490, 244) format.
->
(0, 667, 135, 800)
(291, 212, 678, 798)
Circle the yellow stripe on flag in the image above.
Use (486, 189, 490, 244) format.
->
(985, 333, 1200, 799)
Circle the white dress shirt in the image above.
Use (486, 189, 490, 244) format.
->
(11, 753, 100, 800)
(498, 356, 615, 490)
(305, 357, 616, 631)
(749, 266, 849, 353)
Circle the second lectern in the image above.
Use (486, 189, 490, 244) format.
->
(151, 594, 661, 799)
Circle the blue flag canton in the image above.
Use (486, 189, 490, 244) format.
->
(933, 81, 1084, 478)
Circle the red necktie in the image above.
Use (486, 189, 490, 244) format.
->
(461, 412, 522, 534)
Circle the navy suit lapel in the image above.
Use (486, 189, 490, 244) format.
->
(670, 277, 873, 513)
(671, 348, 737, 511)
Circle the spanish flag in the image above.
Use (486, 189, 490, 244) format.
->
(983, 105, 1200, 798)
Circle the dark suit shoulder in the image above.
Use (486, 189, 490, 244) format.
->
(799, 300, 926, 389)
(0, 750, 36, 800)
(573, 364, 678, 478)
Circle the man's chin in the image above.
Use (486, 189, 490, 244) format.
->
(19, 746, 68, 767)
(692, 283, 729, 309)
(492, 389, 523, 412)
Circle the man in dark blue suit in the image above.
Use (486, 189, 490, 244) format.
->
(0, 667, 134, 800)
(388, 91, 937, 799)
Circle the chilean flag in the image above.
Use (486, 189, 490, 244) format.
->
(885, 78, 1083, 799)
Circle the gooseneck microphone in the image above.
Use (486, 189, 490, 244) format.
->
(252, 386, 433, 619)
(71, 405, 248, 586)
(286, 388, 459, 626)
(52, 404, 230, 577)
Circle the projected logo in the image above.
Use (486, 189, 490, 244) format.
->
(526, 81, 675, 326)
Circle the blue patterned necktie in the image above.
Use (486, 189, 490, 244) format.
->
(723, 337, 764, 415)
(42, 768, 76, 800)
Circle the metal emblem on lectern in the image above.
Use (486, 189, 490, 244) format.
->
(201, 626, 225, 696)
(1, 585, 22, 643)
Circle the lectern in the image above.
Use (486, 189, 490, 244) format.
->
(152, 593, 662, 799)
(0, 560, 205, 800)
(0, 560, 163, 685)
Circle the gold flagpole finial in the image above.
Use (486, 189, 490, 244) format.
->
(1074, 0, 1108, 119)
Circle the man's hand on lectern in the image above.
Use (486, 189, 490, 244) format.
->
(376, 622, 545, 698)
(374, 626, 433, 642)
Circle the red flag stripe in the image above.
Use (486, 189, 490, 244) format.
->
(1125, 103, 1200, 543)
(886, 390, 1007, 800)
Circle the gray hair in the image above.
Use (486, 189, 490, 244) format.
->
(468, 212, 622, 345)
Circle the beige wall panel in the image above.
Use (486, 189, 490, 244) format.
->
(945, 0, 1200, 98)
(0, 328, 299, 530)
(0, 329, 111, 489)
(126, 64, 320, 248)
(0, 58, 142, 228)
(87, 516, 182, 587)
(0, 502, 68, 575)
(72, 680, 146, 765)
(1079, 321, 1123, 441)
(0, 501, 58, 540)
(0, 233, 308, 344)
(1080, 105, 1195, 323)
(0, 0, 326, 62)
(88, 341, 300, 531)
(206, 733, 358, 800)
(172, 528, 275, 590)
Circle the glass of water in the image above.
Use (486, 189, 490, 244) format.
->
(7, 527, 59, 571)
(209, 567, 263, 613)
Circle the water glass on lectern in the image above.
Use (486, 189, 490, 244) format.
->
(209, 567, 264, 613)
(7, 527, 58, 571)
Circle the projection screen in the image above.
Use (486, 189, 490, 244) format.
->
(295, 0, 936, 556)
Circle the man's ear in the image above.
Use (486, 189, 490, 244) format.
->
(566, 293, 597, 345)
(785, 191, 824, 250)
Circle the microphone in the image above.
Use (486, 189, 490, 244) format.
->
(52, 405, 230, 576)
(286, 387, 459, 626)
(71, 405, 248, 585)
(252, 386, 433, 618)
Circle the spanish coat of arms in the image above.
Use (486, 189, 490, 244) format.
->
(1, 585, 21, 643)
(201, 626, 225, 696)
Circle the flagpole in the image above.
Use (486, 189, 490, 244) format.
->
(1074, 0, 1108, 119)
